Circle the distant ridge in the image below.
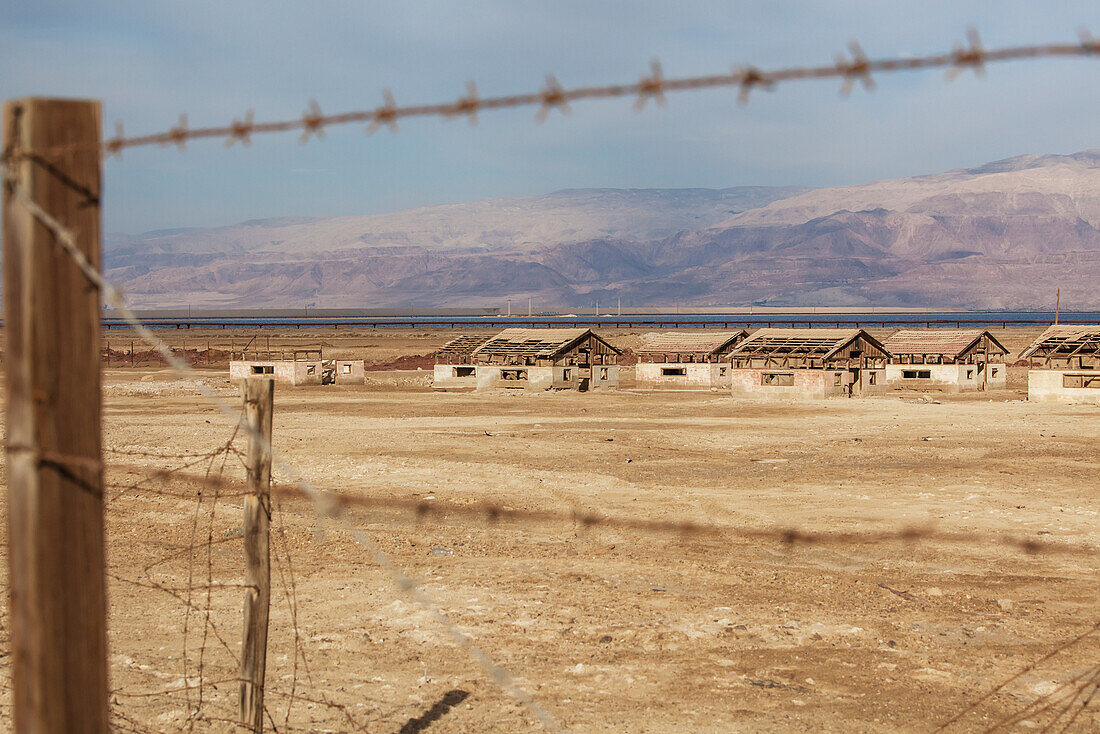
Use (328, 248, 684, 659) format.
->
(104, 151, 1100, 310)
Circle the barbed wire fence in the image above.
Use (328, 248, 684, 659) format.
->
(1, 26, 1099, 732)
(101, 437, 380, 732)
(2, 28, 1098, 162)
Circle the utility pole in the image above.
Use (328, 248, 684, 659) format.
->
(2, 96, 109, 732)
(1055, 287, 1060, 324)
(528, 296, 531, 317)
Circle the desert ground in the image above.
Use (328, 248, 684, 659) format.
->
(0, 327, 1098, 732)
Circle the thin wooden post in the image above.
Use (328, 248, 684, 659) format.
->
(239, 377, 273, 732)
(2, 97, 108, 732)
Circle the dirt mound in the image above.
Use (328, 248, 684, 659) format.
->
(617, 347, 638, 366)
(366, 352, 436, 371)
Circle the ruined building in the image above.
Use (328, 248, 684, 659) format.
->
(230, 348, 365, 386)
(433, 328, 620, 391)
(727, 328, 890, 399)
(1019, 325, 1100, 404)
(882, 329, 1008, 392)
(634, 331, 748, 389)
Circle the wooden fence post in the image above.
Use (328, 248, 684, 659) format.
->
(239, 377, 273, 732)
(2, 97, 108, 732)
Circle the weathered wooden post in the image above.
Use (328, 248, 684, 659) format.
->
(239, 377, 273, 732)
(2, 97, 108, 732)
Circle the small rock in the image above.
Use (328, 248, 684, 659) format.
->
(599, 635, 612, 643)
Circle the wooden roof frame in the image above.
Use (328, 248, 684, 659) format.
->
(473, 328, 622, 360)
(637, 330, 749, 356)
(727, 329, 891, 361)
(1019, 325, 1100, 360)
(883, 329, 1009, 360)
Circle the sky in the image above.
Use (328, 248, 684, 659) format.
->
(2, 1, 1099, 233)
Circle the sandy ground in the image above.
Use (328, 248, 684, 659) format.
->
(0, 328, 1098, 732)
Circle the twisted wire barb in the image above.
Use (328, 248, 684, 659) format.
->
(115, 467, 1100, 557)
(6, 29, 1099, 161)
(1, 169, 560, 732)
(933, 621, 1100, 731)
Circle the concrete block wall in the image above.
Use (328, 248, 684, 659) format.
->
(433, 364, 478, 389)
(334, 360, 366, 385)
(884, 363, 1008, 392)
(587, 364, 619, 389)
(1028, 370, 1100, 404)
(635, 362, 728, 389)
(465, 364, 618, 391)
(476, 365, 555, 391)
(730, 368, 848, 399)
(230, 360, 323, 386)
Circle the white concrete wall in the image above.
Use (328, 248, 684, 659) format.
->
(885, 363, 1008, 392)
(230, 360, 322, 386)
(476, 365, 555, 391)
(730, 368, 848, 399)
(334, 360, 366, 385)
(470, 364, 618, 391)
(635, 362, 728, 389)
(432, 364, 478, 389)
(986, 363, 1008, 390)
(1028, 370, 1100, 404)
(586, 364, 619, 390)
(730, 368, 885, 399)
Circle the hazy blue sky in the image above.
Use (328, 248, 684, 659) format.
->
(3, 1, 1098, 233)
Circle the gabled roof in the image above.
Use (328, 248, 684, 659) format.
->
(883, 329, 1008, 359)
(473, 328, 620, 358)
(1019, 325, 1100, 359)
(438, 333, 494, 358)
(637, 330, 748, 355)
(728, 328, 890, 361)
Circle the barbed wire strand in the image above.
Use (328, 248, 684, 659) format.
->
(105, 448, 364, 729)
(0, 170, 560, 731)
(1038, 666, 1100, 733)
(933, 620, 1100, 731)
(5, 29, 1100, 162)
(103, 467, 1099, 557)
(982, 664, 1100, 732)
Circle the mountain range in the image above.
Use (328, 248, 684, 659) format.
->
(105, 150, 1100, 309)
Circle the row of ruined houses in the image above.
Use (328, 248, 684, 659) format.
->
(432, 325, 1100, 404)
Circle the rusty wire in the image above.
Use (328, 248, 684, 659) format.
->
(1, 165, 561, 732)
(106, 466, 1099, 557)
(4, 29, 1099, 162)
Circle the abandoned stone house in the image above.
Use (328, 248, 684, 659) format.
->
(432, 334, 495, 389)
(229, 348, 365, 386)
(1019, 325, 1100, 404)
(727, 328, 891, 399)
(433, 328, 620, 391)
(882, 329, 1008, 392)
(634, 331, 748, 389)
